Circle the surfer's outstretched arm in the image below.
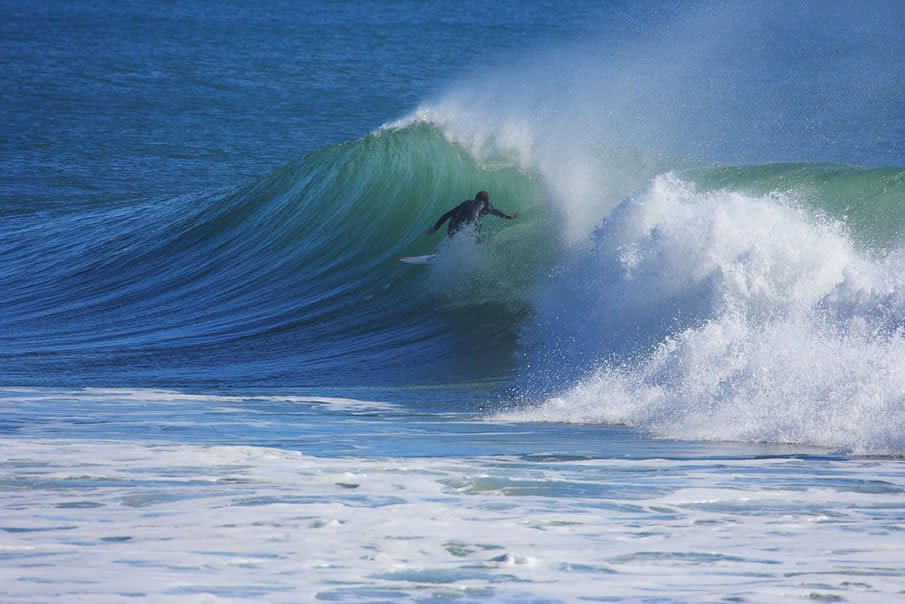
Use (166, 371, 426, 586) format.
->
(488, 206, 520, 220)
(427, 208, 456, 235)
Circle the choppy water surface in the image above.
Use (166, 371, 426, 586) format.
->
(3, 389, 904, 602)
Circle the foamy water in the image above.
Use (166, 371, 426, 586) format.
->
(499, 175, 905, 455)
(3, 427, 904, 603)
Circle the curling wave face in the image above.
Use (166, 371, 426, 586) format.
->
(3, 114, 905, 453)
(0, 126, 545, 388)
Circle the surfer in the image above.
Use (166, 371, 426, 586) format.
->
(426, 191, 519, 239)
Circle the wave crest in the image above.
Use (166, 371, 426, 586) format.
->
(504, 174, 905, 455)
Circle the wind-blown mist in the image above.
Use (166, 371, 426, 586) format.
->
(392, 0, 904, 242)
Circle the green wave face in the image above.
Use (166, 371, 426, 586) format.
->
(0, 125, 549, 387)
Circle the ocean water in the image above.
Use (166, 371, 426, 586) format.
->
(2, 1, 905, 602)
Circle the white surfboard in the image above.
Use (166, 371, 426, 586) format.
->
(399, 254, 437, 265)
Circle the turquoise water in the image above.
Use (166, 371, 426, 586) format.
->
(2, 1, 905, 601)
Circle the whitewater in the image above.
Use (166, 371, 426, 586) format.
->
(2, 1, 905, 602)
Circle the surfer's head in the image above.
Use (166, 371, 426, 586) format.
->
(475, 191, 489, 203)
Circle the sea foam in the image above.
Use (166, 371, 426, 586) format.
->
(505, 175, 905, 454)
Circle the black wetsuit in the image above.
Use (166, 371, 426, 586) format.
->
(432, 198, 509, 238)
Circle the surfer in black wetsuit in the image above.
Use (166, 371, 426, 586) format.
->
(426, 191, 520, 239)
